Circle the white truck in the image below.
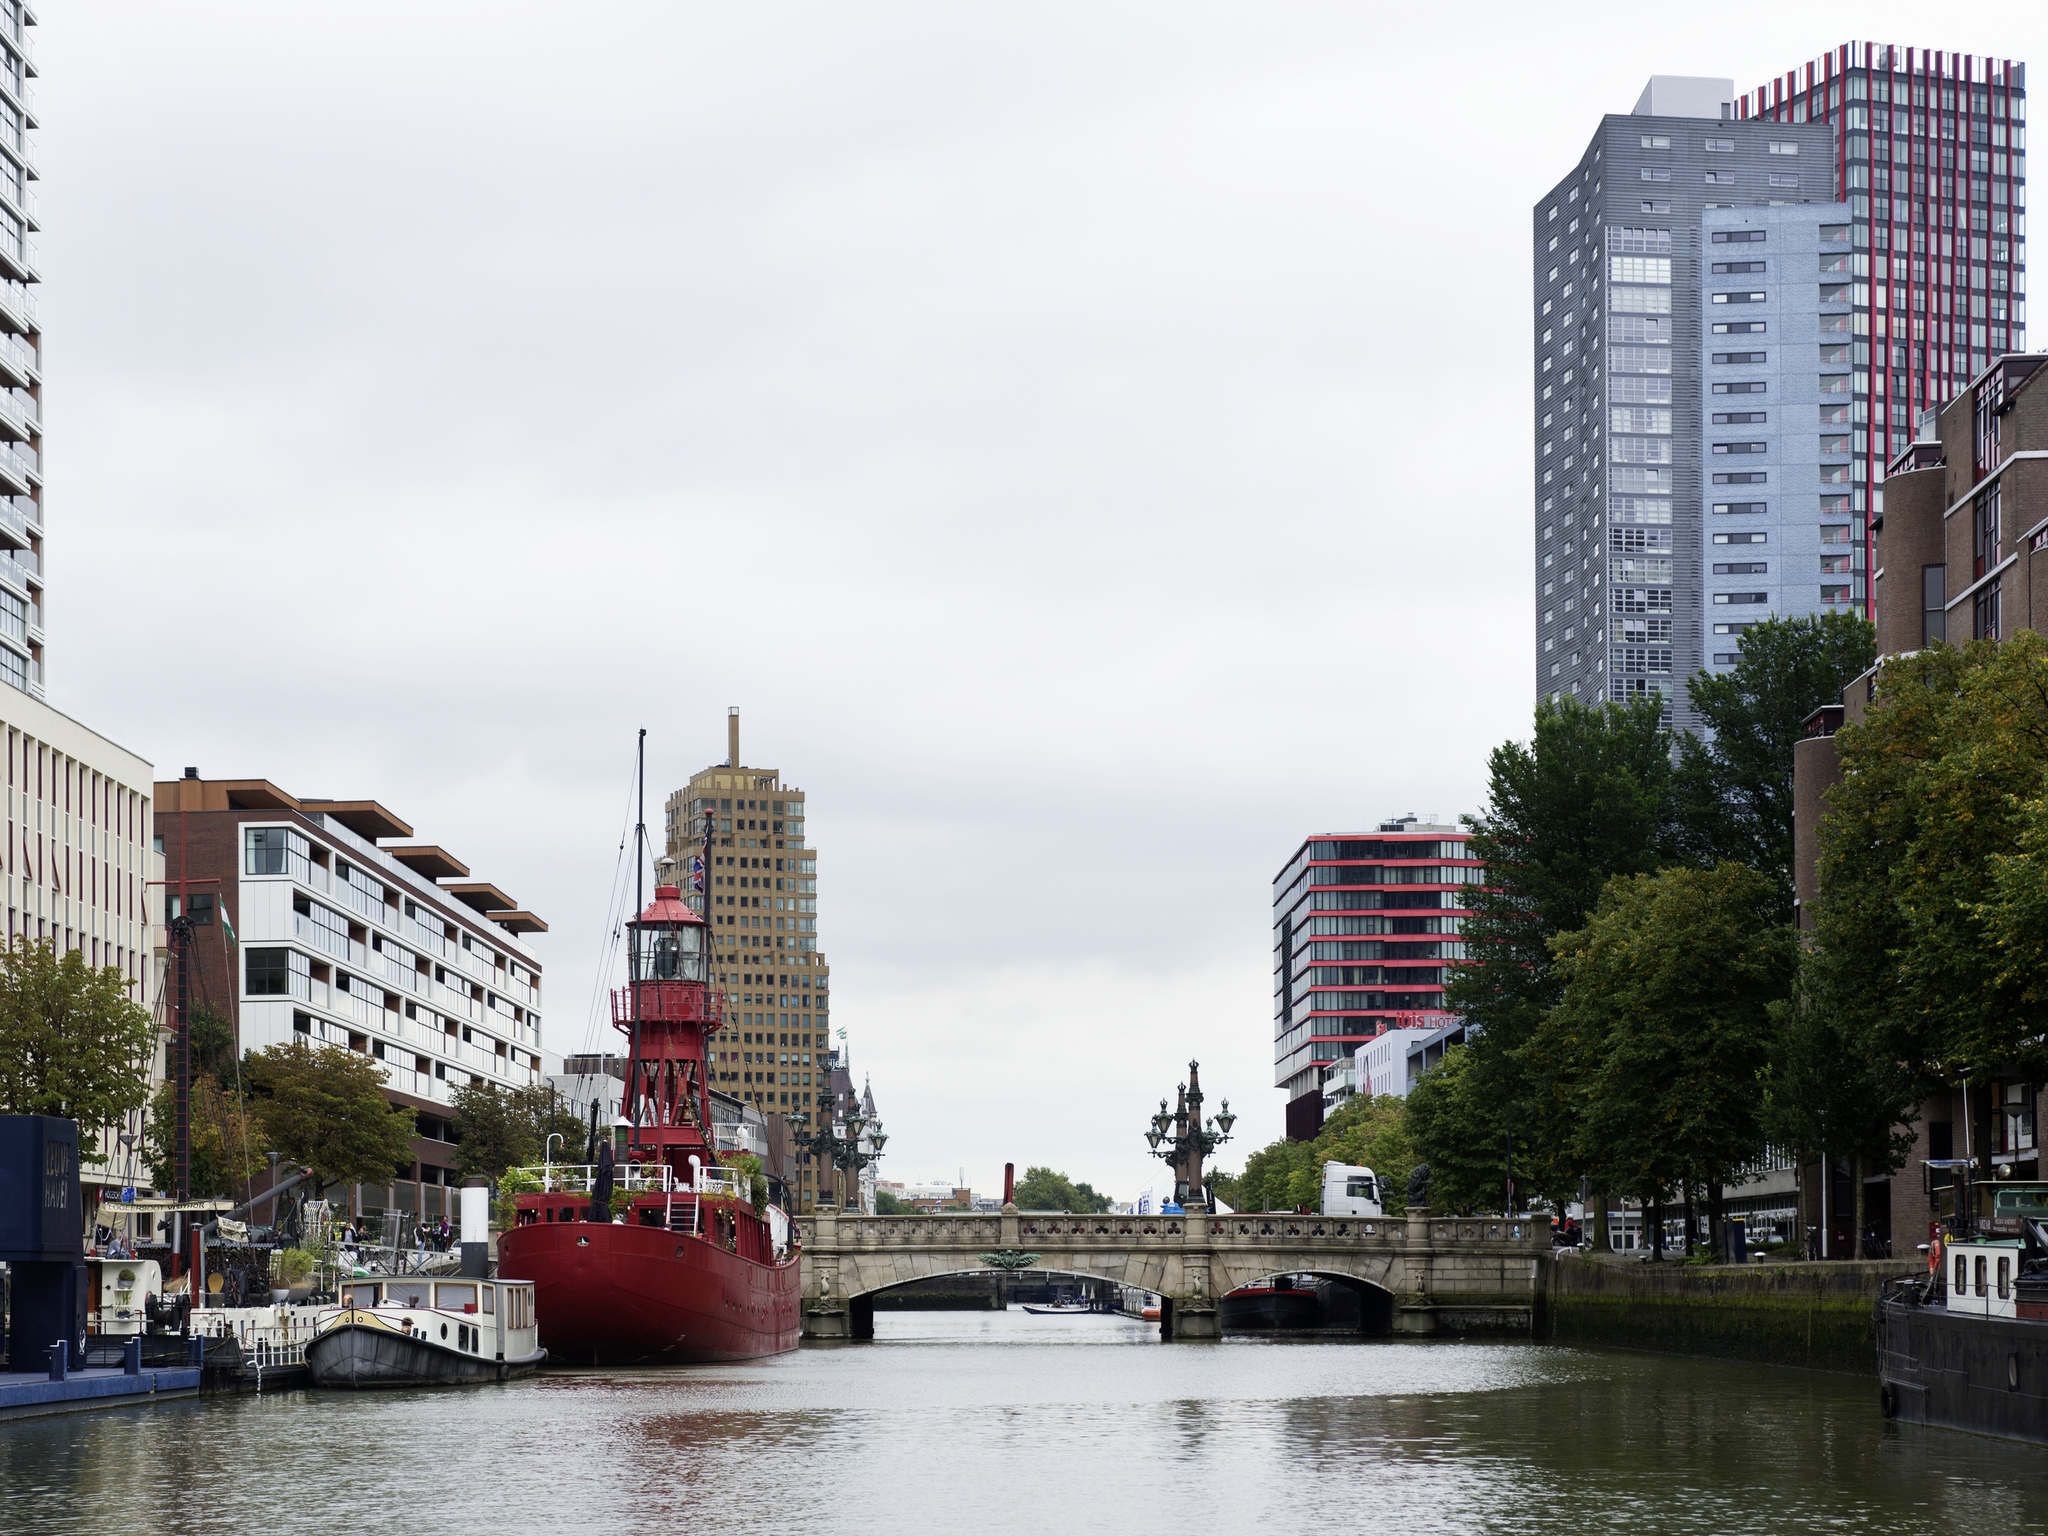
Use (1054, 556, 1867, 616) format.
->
(1320, 1162, 1383, 1217)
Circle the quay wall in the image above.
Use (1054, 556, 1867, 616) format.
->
(1546, 1256, 1907, 1375)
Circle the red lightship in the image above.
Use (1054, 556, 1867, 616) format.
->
(498, 862, 799, 1364)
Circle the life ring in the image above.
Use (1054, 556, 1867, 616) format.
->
(1928, 1234, 1942, 1275)
(1879, 1382, 1900, 1419)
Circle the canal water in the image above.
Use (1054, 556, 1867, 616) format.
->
(4, 1311, 2046, 1534)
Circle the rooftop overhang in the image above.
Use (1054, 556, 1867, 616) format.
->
(302, 799, 414, 842)
(489, 909, 548, 935)
(386, 844, 471, 881)
(442, 880, 517, 916)
(153, 777, 301, 815)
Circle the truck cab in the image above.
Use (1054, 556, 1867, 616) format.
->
(1320, 1162, 1382, 1217)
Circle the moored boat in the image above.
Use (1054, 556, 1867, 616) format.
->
(306, 1274, 543, 1388)
(1876, 1162, 2048, 1443)
(497, 749, 800, 1365)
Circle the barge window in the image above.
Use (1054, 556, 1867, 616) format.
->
(388, 1281, 431, 1308)
(436, 1283, 478, 1314)
(482, 1286, 495, 1315)
(1975, 1256, 1988, 1297)
(1999, 1257, 2012, 1300)
(1956, 1254, 1969, 1294)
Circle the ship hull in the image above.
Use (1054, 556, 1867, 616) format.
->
(306, 1324, 544, 1389)
(1876, 1297, 2048, 1443)
(498, 1221, 800, 1365)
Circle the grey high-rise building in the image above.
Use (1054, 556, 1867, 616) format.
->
(0, 4, 37, 700)
(1535, 48, 2026, 729)
(1533, 79, 1832, 730)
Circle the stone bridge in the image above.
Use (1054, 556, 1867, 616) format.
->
(799, 1206, 1549, 1340)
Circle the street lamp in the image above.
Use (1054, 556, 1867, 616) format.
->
(1143, 1060, 1233, 1214)
(545, 1133, 565, 1192)
(790, 1098, 886, 1214)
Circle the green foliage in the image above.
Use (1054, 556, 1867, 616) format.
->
(728, 1152, 769, 1212)
(1540, 863, 1795, 1205)
(243, 1040, 417, 1191)
(1226, 1095, 1417, 1213)
(1012, 1165, 1112, 1212)
(272, 1247, 319, 1286)
(451, 1081, 586, 1184)
(188, 1005, 239, 1089)
(141, 1075, 259, 1198)
(1815, 633, 2048, 1094)
(0, 938, 157, 1133)
(1404, 1046, 1511, 1214)
(1671, 613, 1877, 912)
(875, 1188, 914, 1215)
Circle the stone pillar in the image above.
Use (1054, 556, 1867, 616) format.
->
(1393, 1206, 1438, 1336)
(1165, 1210, 1219, 1340)
(800, 1210, 849, 1339)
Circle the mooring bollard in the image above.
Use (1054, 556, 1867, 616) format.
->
(187, 1333, 205, 1368)
(123, 1335, 142, 1376)
(46, 1337, 67, 1381)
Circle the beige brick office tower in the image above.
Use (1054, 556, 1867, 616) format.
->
(661, 710, 829, 1210)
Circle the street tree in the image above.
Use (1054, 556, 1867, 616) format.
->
(451, 1080, 542, 1183)
(1672, 612, 1876, 913)
(1012, 1165, 1112, 1213)
(0, 938, 157, 1134)
(1544, 863, 1795, 1250)
(243, 1040, 417, 1192)
(1403, 1046, 1509, 1215)
(142, 1075, 259, 1199)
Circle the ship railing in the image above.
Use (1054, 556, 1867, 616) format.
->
(513, 1162, 680, 1195)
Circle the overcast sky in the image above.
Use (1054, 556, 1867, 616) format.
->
(40, 3, 2042, 1202)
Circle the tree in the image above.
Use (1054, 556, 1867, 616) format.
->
(0, 938, 157, 1133)
(1672, 613, 1877, 912)
(1012, 1165, 1112, 1213)
(1403, 1046, 1509, 1215)
(1542, 864, 1795, 1249)
(142, 1075, 259, 1198)
(875, 1188, 914, 1215)
(243, 1040, 417, 1192)
(1817, 634, 2048, 1109)
(1230, 1136, 1315, 1213)
(1443, 695, 1678, 1215)
(451, 1080, 541, 1183)
(188, 1004, 239, 1088)
(1223, 1095, 1416, 1213)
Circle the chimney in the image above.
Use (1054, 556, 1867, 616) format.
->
(182, 766, 198, 779)
(727, 707, 740, 768)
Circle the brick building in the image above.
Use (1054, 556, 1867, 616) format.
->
(1794, 350, 2048, 1255)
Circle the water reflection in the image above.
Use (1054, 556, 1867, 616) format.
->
(1, 1311, 2044, 1535)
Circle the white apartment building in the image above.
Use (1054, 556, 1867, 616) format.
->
(154, 774, 546, 1218)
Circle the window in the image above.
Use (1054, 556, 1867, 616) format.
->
(1974, 577, 2002, 641)
(1609, 255, 1671, 284)
(1612, 227, 1672, 254)
(1704, 137, 1733, 152)
(1712, 351, 1767, 365)
(1640, 167, 1670, 182)
(1769, 173, 1800, 187)
(1712, 291, 1767, 304)
(1703, 170, 1733, 184)
(247, 948, 291, 996)
(1713, 381, 1767, 395)
(1711, 230, 1766, 244)
(1819, 282, 1852, 304)
(1714, 592, 1769, 605)
(1956, 1253, 1970, 1294)
(245, 827, 290, 876)
(1713, 411, 1767, 425)
(1713, 532, 1767, 545)
(1769, 141, 1801, 155)
(1818, 222, 1850, 241)
(1713, 321, 1767, 334)
(1713, 442, 1767, 455)
(1714, 502, 1768, 515)
(1640, 199, 1671, 213)
(1712, 472, 1768, 486)
(1975, 483, 2001, 577)
(1714, 561, 1768, 575)
(1640, 135, 1671, 149)
(1712, 261, 1766, 275)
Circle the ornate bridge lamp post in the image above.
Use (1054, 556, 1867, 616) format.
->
(1144, 1059, 1236, 1213)
(790, 1105, 888, 1214)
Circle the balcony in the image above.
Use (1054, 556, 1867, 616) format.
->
(0, 276, 34, 334)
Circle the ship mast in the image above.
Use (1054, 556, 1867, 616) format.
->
(626, 727, 645, 1155)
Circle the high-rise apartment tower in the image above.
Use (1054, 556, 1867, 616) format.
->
(1738, 44, 2027, 609)
(661, 710, 829, 1210)
(1535, 49, 2025, 727)
(0, 5, 40, 699)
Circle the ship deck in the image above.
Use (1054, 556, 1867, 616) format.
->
(0, 1365, 202, 1421)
